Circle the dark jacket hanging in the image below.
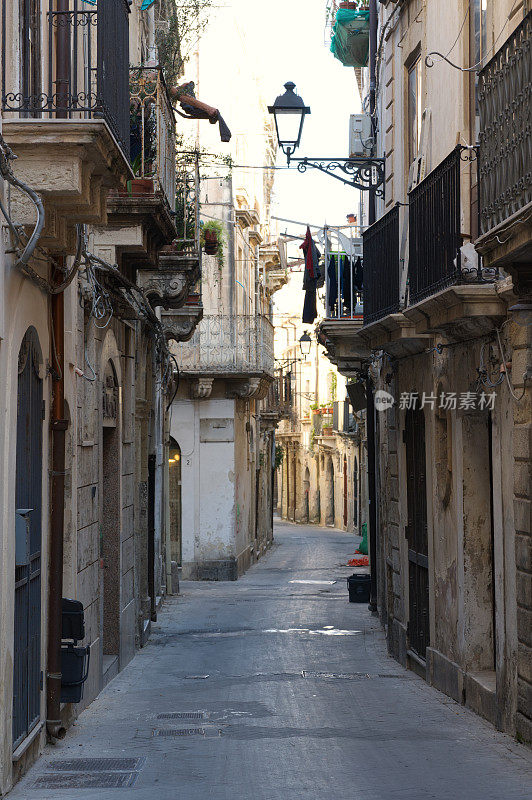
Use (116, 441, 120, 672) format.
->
(353, 256, 363, 290)
(341, 255, 352, 315)
(301, 226, 322, 324)
(327, 254, 338, 311)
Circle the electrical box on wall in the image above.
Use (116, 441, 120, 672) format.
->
(349, 114, 372, 157)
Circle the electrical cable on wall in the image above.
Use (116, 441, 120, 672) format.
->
(426, 0, 520, 72)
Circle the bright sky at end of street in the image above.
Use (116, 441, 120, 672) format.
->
(206, 0, 363, 250)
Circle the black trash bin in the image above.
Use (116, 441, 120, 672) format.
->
(62, 598, 85, 642)
(347, 573, 371, 603)
(61, 644, 91, 704)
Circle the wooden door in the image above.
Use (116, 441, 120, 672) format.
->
(404, 409, 430, 660)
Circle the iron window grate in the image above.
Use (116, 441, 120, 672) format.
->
(157, 712, 205, 720)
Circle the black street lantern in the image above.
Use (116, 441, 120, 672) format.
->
(299, 331, 312, 357)
(268, 81, 385, 195)
(267, 82, 310, 163)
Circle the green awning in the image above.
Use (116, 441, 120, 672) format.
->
(330, 9, 370, 68)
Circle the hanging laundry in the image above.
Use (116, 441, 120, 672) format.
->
(327, 255, 338, 312)
(353, 256, 363, 290)
(341, 255, 352, 315)
(301, 226, 322, 324)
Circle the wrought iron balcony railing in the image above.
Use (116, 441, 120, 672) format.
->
(262, 372, 291, 419)
(408, 147, 463, 306)
(478, 11, 532, 236)
(129, 67, 176, 210)
(362, 204, 400, 325)
(1, 0, 130, 158)
(175, 158, 201, 257)
(175, 314, 274, 376)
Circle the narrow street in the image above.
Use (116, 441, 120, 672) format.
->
(9, 523, 532, 800)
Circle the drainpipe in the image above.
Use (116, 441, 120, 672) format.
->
(367, 0, 378, 612)
(47, 274, 68, 739)
(368, 0, 378, 226)
(47, 0, 70, 740)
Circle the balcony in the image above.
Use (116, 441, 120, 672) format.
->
(102, 66, 178, 269)
(476, 10, 532, 287)
(260, 372, 291, 428)
(173, 314, 274, 399)
(318, 232, 366, 374)
(1, 0, 132, 252)
(128, 67, 176, 211)
(96, 66, 181, 287)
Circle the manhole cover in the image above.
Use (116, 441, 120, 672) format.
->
(154, 728, 205, 737)
(48, 758, 144, 772)
(34, 773, 139, 789)
(157, 712, 204, 720)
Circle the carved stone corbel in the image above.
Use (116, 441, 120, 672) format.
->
(137, 270, 189, 310)
(226, 377, 268, 400)
(191, 377, 214, 399)
(161, 305, 204, 344)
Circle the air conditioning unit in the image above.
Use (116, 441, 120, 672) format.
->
(349, 114, 372, 157)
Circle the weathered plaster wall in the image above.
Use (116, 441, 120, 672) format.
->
(376, 333, 518, 730)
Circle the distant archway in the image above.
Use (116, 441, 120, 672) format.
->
(168, 438, 182, 567)
(303, 467, 310, 523)
(326, 458, 335, 526)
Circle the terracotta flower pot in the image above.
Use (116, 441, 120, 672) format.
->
(128, 178, 154, 196)
(204, 230, 219, 255)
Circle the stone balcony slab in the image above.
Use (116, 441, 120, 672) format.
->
(3, 119, 132, 254)
(357, 313, 432, 358)
(403, 284, 507, 341)
(105, 192, 178, 270)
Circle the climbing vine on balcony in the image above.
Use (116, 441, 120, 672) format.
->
(155, 0, 213, 88)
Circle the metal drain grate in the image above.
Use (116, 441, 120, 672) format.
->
(48, 758, 144, 772)
(154, 728, 205, 737)
(157, 712, 204, 720)
(34, 772, 139, 789)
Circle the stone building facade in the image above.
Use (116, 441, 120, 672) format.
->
(318, 0, 532, 740)
(0, 1, 205, 791)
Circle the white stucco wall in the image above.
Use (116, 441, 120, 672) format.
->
(171, 396, 239, 570)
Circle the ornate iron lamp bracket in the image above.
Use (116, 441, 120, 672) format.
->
(291, 156, 385, 195)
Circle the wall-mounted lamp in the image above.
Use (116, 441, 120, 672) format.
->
(299, 331, 312, 357)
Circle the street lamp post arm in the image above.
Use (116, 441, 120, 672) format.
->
(291, 156, 385, 195)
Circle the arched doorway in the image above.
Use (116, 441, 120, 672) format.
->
(102, 359, 120, 663)
(303, 467, 310, 523)
(289, 451, 297, 521)
(13, 328, 43, 749)
(168, 438, 182, 569)
(326, 458, 335, 527)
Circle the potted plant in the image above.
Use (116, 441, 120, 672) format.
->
(200, 219, 225, 267)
